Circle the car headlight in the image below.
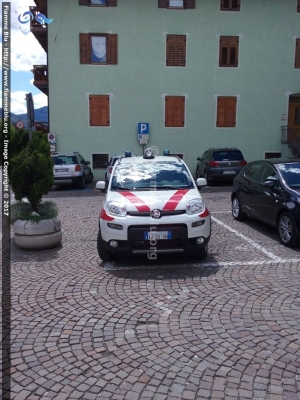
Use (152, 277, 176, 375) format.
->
(186, 199, 205, 215)
(107, 201, 127, 217)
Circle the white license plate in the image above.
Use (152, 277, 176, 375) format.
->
(144, 231, 172, 240)
(56, 169, 68, 173)
(223, 171, 235, 174)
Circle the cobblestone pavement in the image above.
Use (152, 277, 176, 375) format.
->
(4, 185, 300, 399)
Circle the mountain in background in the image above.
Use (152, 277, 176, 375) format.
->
(1, 106, 48, 128)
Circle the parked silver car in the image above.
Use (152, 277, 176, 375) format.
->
(51, 151, 93, 189)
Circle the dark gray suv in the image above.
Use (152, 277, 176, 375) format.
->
(196, 147, 247, 183)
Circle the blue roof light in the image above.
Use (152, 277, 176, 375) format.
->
(125, 151, 132, 157)
(163, 150, 170, 156)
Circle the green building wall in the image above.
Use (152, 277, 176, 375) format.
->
(47, 0, 300, 180)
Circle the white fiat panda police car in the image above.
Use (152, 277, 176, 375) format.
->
(96, 148, 211, 262)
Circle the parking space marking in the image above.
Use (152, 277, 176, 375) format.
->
(211, 215, 283, 261)
(103, 258, 300, 271)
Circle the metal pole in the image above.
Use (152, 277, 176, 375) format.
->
(26, 93, 34, 141)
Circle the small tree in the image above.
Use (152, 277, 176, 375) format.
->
(9, 129, 54, 212)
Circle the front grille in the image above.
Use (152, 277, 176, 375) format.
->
(132, 238, 185, 250)
(127, 210, 185, 217)
(128, 224, 187, 251)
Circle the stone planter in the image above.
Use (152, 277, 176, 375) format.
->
(13, 218, 62, 250)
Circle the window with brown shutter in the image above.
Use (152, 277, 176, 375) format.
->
(219, 36, 239, 67)
(298, 0, 300, 12)
(89, 95, 110, 126)
(220, 0, 240, 11)
(165, 96, 185, 127)
(158, 0, 195, 9)
(80, 33, 118, 65)
(79, 0, 117, 6)
(295, 39, 300, 68)
(166, 35, 186, 67)
(216, 97, 237, 127)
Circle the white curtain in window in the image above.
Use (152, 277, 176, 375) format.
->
(169, 0, 184, 6)
(91, 36, 106, 61)
(91, 0, 106, 4)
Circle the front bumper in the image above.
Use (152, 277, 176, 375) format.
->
(99, 213, 211, 255)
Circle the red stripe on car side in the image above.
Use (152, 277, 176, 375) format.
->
(119, 191, 151, 212)
(162, 189, 190, 211)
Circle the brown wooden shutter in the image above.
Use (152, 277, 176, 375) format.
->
(185, 0, 196, 8)
(219, 36, 238, 67)
(221, 0, 240, 10)
(295, 39, 300, 68)
(176, 36, 186, 66)
(107, 34, 118, 64)
(80, 33, 90, 64)
(221, 0, 229, 9)
(107, 0, 117, 6)
(298, 0, 300, 12)
(232, 0, 240, 10)
(79, 0, 89, 5)
(158, 0, 167, 7)
(217, 97, 236, 127)
(167, 35, 186, 66)
(89, 95, 110, 126)
(165, 96, 185, 127)
(166, 36, 176, 66)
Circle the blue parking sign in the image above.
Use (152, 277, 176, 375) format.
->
(138, 123, 149, 135)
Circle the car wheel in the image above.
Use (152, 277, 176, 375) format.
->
(78, 175, 85, 189)
(277, 212, 299, 247)
(97, 230, 113, 262)
(232, 196, 247, 221)
(204, 171, 211, 183)
(87, 171, 93, 183)
(192, 244, 208, 260)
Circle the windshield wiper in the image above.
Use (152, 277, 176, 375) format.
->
(111, 186, 129, 191)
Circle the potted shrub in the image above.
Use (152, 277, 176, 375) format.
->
(9, 128, 62, 250)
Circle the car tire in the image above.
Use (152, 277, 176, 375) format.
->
(97, 230, 113, 262)
(192, 244, 208, 260)
(232, 195, 247, 221)
(78, 175, 85, 189)
(87, 171, 94, 183)
(277, 212, 299, 247)
(204, 171, 211, 183)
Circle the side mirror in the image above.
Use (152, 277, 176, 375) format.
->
(85, 161, 90, 165)
(197, 157, 201, 160)
(96, 181, 106, 192)
(196, 178, 207, 188)
(263, 180, 276, 187)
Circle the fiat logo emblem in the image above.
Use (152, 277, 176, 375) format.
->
(151, 209, 161, 219)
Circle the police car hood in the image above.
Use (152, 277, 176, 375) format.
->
(111, 188, 201, 211)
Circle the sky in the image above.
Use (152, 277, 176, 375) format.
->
(1, 0, 48, 114)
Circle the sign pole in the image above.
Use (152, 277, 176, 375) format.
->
(25, 93, 34, 141)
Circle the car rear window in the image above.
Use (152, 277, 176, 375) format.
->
(213, 150, 244, 161)
(52, 156, 77, 165)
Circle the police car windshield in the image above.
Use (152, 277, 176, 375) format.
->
(111, 161, 194, 191)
